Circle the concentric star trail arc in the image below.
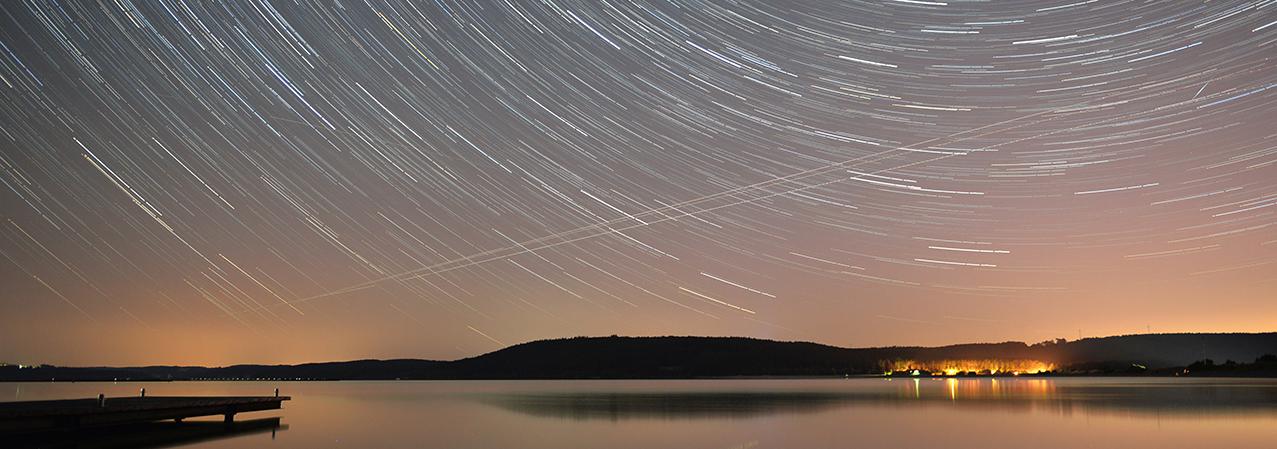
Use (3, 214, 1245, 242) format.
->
(1, 0, 1274, 365)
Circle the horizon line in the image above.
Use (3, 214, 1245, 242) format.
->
(6, 330, 1275, 369)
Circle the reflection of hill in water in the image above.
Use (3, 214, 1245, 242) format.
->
(478, 380, 1277, 420)
(482, 392, 858, 420)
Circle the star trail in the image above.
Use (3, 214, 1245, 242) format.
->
(1, 0, 1274, 365)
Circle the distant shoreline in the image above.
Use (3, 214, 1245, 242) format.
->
(2, 372, 1277, 385)
(5, 332, 1275, 382)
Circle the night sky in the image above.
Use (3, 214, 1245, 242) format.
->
(1, 0, 1274, 366)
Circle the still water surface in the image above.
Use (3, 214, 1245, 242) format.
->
(8, 378, 1277, 448)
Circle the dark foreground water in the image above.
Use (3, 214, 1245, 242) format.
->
(7, 377, 1277, 448)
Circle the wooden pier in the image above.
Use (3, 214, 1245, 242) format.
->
(0, 395, 290, 435)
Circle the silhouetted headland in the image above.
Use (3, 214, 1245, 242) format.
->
(3, 332, 1275, 381)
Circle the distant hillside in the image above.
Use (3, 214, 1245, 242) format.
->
(1049, 333, 1277, 367)
(3, 333, 1274, 381)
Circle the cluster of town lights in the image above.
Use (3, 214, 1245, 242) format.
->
(882, 359, 1055, 376)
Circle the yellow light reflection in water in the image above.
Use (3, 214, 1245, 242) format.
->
(891, 377, 1064, 404)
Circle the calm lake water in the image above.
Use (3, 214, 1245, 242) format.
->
(7, 377, 1277, 448)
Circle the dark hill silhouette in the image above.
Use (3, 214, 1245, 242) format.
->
(3, 332, 1274, 381)
(1047, 333, 1277, 367)
(447, 337, 1042, 378)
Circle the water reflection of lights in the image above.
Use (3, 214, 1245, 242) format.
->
(892, 377, 1063, 403)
